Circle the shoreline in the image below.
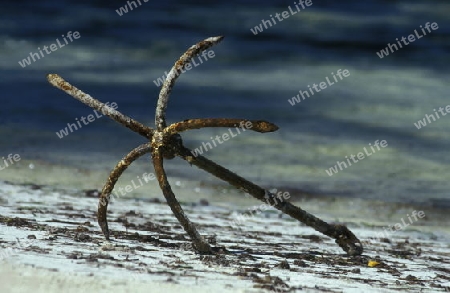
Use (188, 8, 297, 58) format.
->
(1, 156, 450, 224)
(2, 179, 449, 235)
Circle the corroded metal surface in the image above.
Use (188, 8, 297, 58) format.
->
(47, 36, 363, 256)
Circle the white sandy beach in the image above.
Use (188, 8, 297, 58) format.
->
(1, 181, 449, 292)
(0, 263, 241, 293)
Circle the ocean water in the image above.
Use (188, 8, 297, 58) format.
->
(0, 0, 449, 206)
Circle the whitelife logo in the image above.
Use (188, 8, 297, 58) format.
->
(0, 154, 21, 171)
(18, 31, 81, 68)
(153, 50, 216, 87)
(115, 0, 148, 16)
(250, 0, 313, 35)
(371, 210, 425, 241)
(190, 121, 253, 157)
(376, 22, 439, 59)
(55, 102, 118, 139)
(232, 189, 291, 227)
(99, 172, 155, 206)
(413, 105, 450, 130)
(287, 69, 350, 106)
(325, 140, 388, 176)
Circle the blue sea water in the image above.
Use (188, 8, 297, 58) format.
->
(0, 0, 449, 205)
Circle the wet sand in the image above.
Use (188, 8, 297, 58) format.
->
(1, 181, 449, 292)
